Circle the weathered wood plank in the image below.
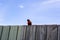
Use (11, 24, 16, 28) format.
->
(40, 25, 47, 40)
(0, 26, 3, 40)
(17, 26, 26, 40)
(28, 25, 36, 40)
(23, 25, 36, 40)
(1, 26, 9, 40)
(58, 25, 60, 40)
(35, 25, 40, 40)
(9, 26, 17, 40)
(24, 26, 30, 40)
(0, 26, 3, 37)
(0, 25, 59, 40)
(22, 26, 27, 40)
(47, 25, 58, 40)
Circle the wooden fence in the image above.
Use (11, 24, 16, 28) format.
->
(0, 25, 60, 40)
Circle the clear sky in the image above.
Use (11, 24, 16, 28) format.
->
(0, 0, 60, 25)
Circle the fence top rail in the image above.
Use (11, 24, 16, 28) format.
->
(0, 24, 60, 27)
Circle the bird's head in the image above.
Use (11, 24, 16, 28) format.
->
(27, 19, 30, 21)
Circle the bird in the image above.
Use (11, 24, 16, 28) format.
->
(27, 19, 32, 25)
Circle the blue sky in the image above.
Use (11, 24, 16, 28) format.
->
(0, 0, 60, 25)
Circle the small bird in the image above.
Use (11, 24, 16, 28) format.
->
(27, 19, 32, 25)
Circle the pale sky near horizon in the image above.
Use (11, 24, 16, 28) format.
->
(0, 0, 60, 25)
